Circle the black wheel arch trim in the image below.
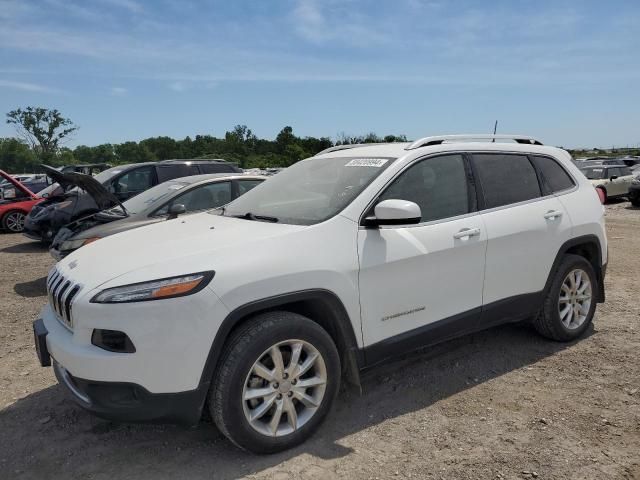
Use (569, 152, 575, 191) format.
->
(196, 289, 363, 407)
(545, 234, 606, 303)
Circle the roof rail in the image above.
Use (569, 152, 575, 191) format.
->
(315, 143, 390, 156)
(406, 134, 543, 150)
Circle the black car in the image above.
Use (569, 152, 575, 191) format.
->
(23, 159, 241, 242)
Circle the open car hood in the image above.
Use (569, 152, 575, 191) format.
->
(41, 164, 120, 210)
(0, 169, 38, 200)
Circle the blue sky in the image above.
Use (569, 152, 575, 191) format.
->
(0, 0, 639, 148)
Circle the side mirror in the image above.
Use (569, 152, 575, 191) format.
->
(610, 175, 618, 181)
(363, 199, 422, 227)
(167, 203, 186, 220)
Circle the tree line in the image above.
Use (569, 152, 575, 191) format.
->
(1, 107, 408, 173)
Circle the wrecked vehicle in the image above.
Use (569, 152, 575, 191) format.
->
(51, 173, 266, 259)
(23, 159, 242, 243)
(0, 170, 45, 233)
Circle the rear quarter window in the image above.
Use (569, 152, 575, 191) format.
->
(530, 156, 575, 194)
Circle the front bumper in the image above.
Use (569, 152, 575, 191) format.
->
(34, 286, 229, 424)
(33, 315, 209, 425)
(52, 361, 206, 424)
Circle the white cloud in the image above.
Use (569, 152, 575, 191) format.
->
(0, 79, 58, 93)
(110, 86, 128, 96)
(99, 0, 143, 14)
(168, 81, 186, 92)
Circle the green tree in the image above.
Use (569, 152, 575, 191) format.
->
(6, 107, 78, 162)
(0, 138, 38, 172)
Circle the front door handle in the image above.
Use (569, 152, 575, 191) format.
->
(453, 227, 481, 239)
(544, 210, 563, 220)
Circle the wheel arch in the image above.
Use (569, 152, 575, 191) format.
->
(198, 289, 363, 396)
(545, 235, 605, 303)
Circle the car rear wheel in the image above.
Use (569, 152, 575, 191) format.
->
(533, 254, 597, 341)
(2, 210, 26, 233)
(209, 311, 341, 453)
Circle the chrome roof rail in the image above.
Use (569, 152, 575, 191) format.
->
(406, 134, 543, 150)
(315, 143, 390, 156)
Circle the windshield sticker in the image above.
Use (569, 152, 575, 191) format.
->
(592, 168, 603, 172)
(345, 158, 389, 168)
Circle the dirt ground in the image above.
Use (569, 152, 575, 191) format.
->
(1, 202, 639, 480)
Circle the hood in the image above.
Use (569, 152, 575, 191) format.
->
(41, 164, 121, 210)
(56, 212, 306, 290)
(0, 170, 37, 200)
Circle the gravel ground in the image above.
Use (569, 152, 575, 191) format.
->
(1, 202, 639, 480)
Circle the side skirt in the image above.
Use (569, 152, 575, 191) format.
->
(361, 291, 543, 368)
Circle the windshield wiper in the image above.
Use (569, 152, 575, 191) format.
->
(232, 212, 279, 223)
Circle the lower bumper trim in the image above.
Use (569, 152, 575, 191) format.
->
(53, 363, 208, 426)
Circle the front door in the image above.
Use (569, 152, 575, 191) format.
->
(357, 154, 487, 360)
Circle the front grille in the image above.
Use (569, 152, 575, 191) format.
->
(47, 268, 81, 329)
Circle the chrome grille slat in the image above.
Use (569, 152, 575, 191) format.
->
(56, 281, 71, 315)
(46, 267, 81, 329)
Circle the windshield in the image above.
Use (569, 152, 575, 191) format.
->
(220, 156, 395, 225)
(581, 168, 606, 180)
(119, 180, 189, 214)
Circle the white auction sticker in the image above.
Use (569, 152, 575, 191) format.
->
(344, 158, 389, 168)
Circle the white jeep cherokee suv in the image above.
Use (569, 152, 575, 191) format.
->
(33, 135, 607, 453)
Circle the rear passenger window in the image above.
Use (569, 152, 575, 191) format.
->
(473, 154, 541, 209)
(157, 164, 198, 183)
(531, 156, 575, 194)
(199, 163, 238, 174)
(378, 154, 470, 223)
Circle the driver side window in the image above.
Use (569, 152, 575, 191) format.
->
(378, 154, 471, 223)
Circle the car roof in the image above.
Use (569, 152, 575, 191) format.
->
(313, 140, 565, 160)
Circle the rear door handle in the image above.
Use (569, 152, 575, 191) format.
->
(453, 227, 481, 239)
(544, 210, 563, 220)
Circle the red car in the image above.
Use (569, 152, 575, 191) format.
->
(0, 170, 43, 233)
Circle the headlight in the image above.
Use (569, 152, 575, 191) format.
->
(61, 237, 100, 251)
(90, 272, 215, 303)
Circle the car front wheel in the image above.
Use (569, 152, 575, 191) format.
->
(2, 210, 26, 233)
(209, 311, 341, 453)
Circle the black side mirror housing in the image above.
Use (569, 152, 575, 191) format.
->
(610, 175, 618, 181)
(167, 203, 186, 220)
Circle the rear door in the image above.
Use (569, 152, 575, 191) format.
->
(472, 153, 573, 322)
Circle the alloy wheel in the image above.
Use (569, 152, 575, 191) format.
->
(242, 339, 327, 437)
(5, 212, 25, 232)
(558, 268, 592, 330)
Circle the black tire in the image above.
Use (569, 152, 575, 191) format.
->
(533, 254, 598, 341)
(1, 210, 26, 233)
(209, 311, 341, 453)
(631, 197, 640, 207)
